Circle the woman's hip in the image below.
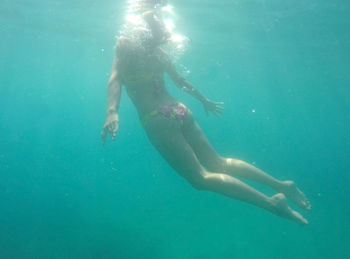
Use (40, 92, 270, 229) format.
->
(140, 102, 193, 129)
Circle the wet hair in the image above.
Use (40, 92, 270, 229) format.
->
(142, 0, 168, 9)
(127, 0, 166, 13)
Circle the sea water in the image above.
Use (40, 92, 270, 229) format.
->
(0, 0, 349, 258)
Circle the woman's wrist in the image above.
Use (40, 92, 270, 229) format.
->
(199, 96, 208, 104)
(107, 107, 118, 115)
(192, 89, 206, 103)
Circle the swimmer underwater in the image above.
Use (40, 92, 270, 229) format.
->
(101, 0, 311, 225)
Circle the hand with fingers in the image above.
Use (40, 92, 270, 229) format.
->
(202, 99, 224, 117)
(101, 113, 119, 145)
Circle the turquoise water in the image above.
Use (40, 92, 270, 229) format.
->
(1, 0, 349, 258)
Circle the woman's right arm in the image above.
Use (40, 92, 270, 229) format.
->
(101, 55, 122, 145)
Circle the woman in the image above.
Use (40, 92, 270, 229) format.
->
(101, 6, 310, 224)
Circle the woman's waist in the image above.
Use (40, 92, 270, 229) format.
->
(129, 94, 177, 115)
(135, 99, 180, 116)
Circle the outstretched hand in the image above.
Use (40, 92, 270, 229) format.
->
(101, 113, 119, 145)
(202, 99, 224, 117)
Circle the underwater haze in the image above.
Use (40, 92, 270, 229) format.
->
(1, 0, 350, 258)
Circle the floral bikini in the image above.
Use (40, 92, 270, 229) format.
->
(141, 102, 189, 128)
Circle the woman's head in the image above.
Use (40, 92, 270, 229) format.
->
(128, 0, 168, 12)
(154, 0, 168, 7)
(142, 11, 170, 47)
(147, 0, 168, 7)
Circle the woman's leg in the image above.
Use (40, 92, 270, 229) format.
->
(181, 112, 311, 210)
(144, 116, 308, 224)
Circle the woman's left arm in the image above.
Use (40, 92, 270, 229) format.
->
(101, 54, 122, 145)
(163, 52, 224, 116)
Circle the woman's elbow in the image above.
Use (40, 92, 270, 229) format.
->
(108, 73, 121, 86)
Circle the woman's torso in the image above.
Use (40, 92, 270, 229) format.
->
(116, 37, 176, 117)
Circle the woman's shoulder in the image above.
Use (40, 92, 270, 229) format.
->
(115, 36, 140, 63)
(116, 36, 134, 51)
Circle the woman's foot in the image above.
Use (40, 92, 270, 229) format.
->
(278, 181, 311, 211)
(271, 193, 308, 225)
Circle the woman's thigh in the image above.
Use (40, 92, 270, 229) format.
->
(181, 111, 224, 171)
(144, 115, 205, 184)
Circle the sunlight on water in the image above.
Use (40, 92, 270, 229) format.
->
(120, 0, 189, 60)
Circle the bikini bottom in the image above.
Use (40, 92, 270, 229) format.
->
(141, 102, 189, 128)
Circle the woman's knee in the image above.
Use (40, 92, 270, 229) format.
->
(208, 157, 247, 173)
(225, 158, 246, 168)
(187, 171, 210, 191)
(205, 156, 228, 172)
